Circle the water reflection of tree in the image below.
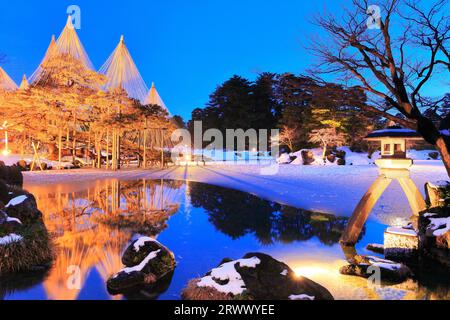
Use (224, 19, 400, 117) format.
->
(21, 179, 183, 300)
(189, 182, 353, 246)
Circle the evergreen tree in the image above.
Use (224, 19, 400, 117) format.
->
(252, 72, 279, 129)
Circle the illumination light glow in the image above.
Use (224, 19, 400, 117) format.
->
(293, 266, 328, 278)
(2, 149, 10, 156)
(292, 260, 347, 279)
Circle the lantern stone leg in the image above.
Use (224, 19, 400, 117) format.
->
(340, 175, 393, 246)
(397, 177, 427, 216)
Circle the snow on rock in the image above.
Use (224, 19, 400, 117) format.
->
(5, 195, 28, 208)
(428, 181, 450, 189)
(197, 257, 261, 295)
(386, 227, 418, 237)
(384, 225, 419, 260)
(117, 249, 161, 275)
(289, 294, 315, 300)
(0, 233, 23, 246)
(6, 216, 22, 225)
(367, 256, 402, 271)
(133, 237, 157, 252)
(183, 253, 334, 300)
(340, 255, 412, 283)
(107, 239, 176, 294)
(426, 217, 450, 237)
(423, 213, 438, 218)
(277, 153, 292, 164)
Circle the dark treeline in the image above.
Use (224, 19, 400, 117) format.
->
(187, 73, 383, 152)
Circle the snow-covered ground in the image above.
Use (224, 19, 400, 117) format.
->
(277, 147, 440, 166)
(0, 154, 75, 168)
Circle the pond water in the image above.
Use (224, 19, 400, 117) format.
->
(2, 179, 449, 300)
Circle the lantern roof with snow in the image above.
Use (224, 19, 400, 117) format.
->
(365, 126, 422, 141)
(366, 126, 423, 160)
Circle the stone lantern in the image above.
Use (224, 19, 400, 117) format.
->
(341, 126, 427, 246)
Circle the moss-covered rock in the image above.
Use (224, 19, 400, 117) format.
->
(182, 252, 334, 300)
(0, 219, 53, 274)
(0, 178, 53, 275)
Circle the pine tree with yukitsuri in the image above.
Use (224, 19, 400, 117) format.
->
(0, 0, 449, 304)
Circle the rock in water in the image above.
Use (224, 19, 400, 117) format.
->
(340, 255, 413, 283)
(4, 193, 42, 223)
(366, 243, 385, 255)
(0, 166, 23, 187)
(107, 237, 176, 294)
(182, 252, 334, 300)
(0, 219, 53, 274)
(384, 226, 419, 259)
(428, 152, 439, 160)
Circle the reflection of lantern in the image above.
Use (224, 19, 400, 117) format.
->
(341, 126, 427, 246)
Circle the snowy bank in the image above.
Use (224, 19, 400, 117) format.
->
(277, 147, 441, 166)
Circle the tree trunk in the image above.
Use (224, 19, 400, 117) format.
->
(72, 136, 76, 165)
(143, 129, 147, 169)
(87, 130, 91, 167)
(112, 130, 117, 171)
(161, 129, 165, 169)
(416, 115, 450, 177)
(58, 128, 62, 168)
(106, 130, 110, 170)
(97, 135, 101, 169)
(435, 137, 450, 177)
(322, 143, 327, 163)
(117, 130, 121, 170)
(92, 132, 97, 169)
(66, 126, 70, 149)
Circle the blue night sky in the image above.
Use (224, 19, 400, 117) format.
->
(0, 0, 448, 119)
